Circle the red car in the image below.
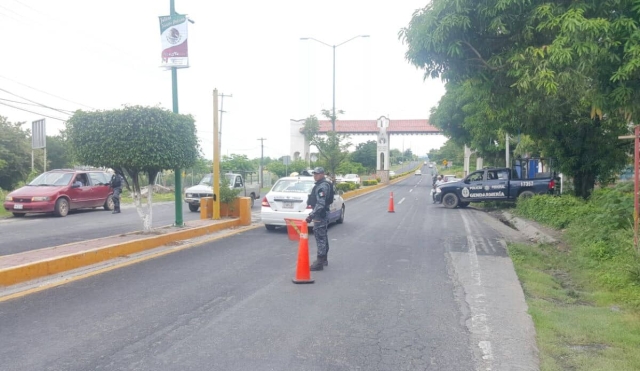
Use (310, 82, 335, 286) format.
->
(3, 169, 115, 217)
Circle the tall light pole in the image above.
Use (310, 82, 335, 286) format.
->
(300, 35, 369, 132)
(169, 0, 183, 227)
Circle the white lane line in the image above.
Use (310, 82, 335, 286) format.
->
(409, 189, 413, 193)
(460, 212, 494, 370)
(398, 197, 406, 204)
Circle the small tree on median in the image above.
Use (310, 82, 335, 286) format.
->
(66, 105, 199, 232)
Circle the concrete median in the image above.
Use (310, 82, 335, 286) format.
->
(0, 197, 255, 287)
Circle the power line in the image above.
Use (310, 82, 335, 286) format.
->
(11, 0, 44, 14)
(0, 74, 96, 110)
(0, 97, 73, 113)
(0, 87, 75, 116)
(0, 101, 66, 121)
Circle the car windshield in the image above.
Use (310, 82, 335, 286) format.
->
(271, 179, 315, 193)
(198, 174, 236, 186)
(29, 172, 73, 186)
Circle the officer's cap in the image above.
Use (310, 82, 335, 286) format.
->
(311, 167, 325, 174)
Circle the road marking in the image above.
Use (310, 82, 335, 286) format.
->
(460, 212, 494, 370)
(409, 189, 413, 193)
(398, 197, 406, 204)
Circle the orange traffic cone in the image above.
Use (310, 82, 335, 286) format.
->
(292, 220, 314, 284)
(388, 192, 395, 213)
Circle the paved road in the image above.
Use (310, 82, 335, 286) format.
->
(0, 167, 537, 370)
(0, 166, 420, 256)
(0, 202, 259, 256)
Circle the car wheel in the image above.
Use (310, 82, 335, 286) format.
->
(12, 213, 26, 217)
(336, 205, 345, 224)
(265, 224, 276, 231)
(519, 190, 535, 199)
(54, 198, 69, 217)
(459, 202, 470, 208)
(104, 195, 115, 211)
(188, 204, 199, 212)
(442, 193, 459, 209)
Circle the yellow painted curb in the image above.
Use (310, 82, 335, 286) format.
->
(0, 219, 241, 287)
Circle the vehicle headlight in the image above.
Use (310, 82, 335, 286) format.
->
(186, 193, 193, 198)
(5, 196, 12, 201)
(31, 196, 50, 201)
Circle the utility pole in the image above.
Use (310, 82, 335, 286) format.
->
(257, 137, 266, 189)
(219, 93, 232, 153)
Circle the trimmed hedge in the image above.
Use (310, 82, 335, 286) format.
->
(336, 182, 356, 192)
(363, 180, 378, 186)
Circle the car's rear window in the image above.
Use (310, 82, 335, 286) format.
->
(271, 179, 315, 193)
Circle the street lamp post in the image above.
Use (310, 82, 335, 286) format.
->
(300, 35, 369, 132)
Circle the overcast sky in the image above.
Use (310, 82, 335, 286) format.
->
(0, 0, 447, 161)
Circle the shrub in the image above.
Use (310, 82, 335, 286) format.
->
(336, 182, 356, 192)
(219, 176, 241, 204)
(518, 186, 640, 305)
(363, 180, 378, 186)
(516, 194, 588, 229)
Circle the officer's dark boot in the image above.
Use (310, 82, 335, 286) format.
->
(310, 256, 327, 271)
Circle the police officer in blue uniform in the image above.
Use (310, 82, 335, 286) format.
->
(305, 167, 332, 271)
(108, 172, 124, 214)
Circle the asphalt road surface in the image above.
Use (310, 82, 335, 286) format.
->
(0, 201, 259, 256)
(0, 165, 537, 370)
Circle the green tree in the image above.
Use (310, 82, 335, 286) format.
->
(66, 106, 199, 232)
(336, 161, 367, 176)
(400, 0, 631, 197)
(221, 154, 255, 173)
(266, 158, 310, 178)
(46, 135, 74, 170)
(0, 116, 39, 191)
(350, 140, 377, 172)
(301, 113, 352, 176)
(311, 131, 352, 177)
(390, 149, 403, 165)
(429, 140, 465, 166)
(301, 115, 320, 143)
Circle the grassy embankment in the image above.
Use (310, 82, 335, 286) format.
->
(511, 182, 640, 370)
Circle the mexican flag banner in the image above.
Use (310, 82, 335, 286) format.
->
(159, 14, 189, 69)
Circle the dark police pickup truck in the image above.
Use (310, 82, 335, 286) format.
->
(436, 167, 555, 209)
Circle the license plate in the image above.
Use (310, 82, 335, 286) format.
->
(14, 204, 23, 210)
(283, 202, 293, 209)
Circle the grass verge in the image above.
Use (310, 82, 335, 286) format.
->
(509, 242, 640, 370)
(120, 191, 176, 204)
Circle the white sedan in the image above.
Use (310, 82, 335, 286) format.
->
(261, 176, 345, 231)
(342, 174, 361, 185)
